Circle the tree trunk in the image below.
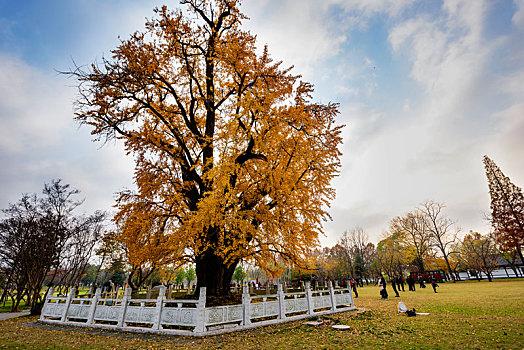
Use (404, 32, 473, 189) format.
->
(195, 249, 238, 297)
(414, 256, 425, 273)
(93, 254, 106, 286)
(31, 287, 42, 308)
(517, 246, 524, 269)
(12, 291, 25, 312)
(443, 255, 456, 282)
(11, 295, 19, 312)
(127, 267, 155, 291)
(486, 272, 493, 282)
(0, 275, 11, 304)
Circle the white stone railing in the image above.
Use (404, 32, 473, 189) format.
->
(40, 281, 355, 336)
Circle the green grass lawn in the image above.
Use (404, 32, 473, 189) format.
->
(0, 299, 30, 313)
(0, 279, 523, 349)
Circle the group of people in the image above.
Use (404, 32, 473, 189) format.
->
(377, 274, 439, 300)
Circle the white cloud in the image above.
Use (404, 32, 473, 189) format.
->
(387, 0, 495, 130)
(327, 0, 416, 17)
(242, 1, 347, 80)
(0, 53, 134, 215)
(322, 0, 524, 243)
(0, 54, 72, 152)
(443, 0, 486, 39)
(241, 0, 417, 83)
(497, 65, 524, 100)
(487, 103, 524, 186)
(512, 0, 524, 28)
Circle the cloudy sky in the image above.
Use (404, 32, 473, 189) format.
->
(1, 0, 523, 246)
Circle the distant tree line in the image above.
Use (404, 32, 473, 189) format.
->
(309, 156, 523, 283)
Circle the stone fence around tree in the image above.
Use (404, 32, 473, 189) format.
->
(39, 281, 356, 336)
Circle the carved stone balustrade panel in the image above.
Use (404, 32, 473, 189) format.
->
(94, 305, 120, 322)
(67, 304, 90, 319)
(161, 307, 196, 326)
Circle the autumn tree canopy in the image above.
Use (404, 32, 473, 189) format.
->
(71, 0, 343, 296)
(375, 233, 406, 279)
(483, 155, 524, 263)
(458, 231, 498, 282)
(390, 211, 431, 273)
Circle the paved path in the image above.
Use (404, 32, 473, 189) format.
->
(0, 310, 30, 321)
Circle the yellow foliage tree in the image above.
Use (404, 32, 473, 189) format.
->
(390, 211, 432, 273)
(70, 0, 343, 296)
(376, 233, 410, 278)
(459, 231, 498, 282)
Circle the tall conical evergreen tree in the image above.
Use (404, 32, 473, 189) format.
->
(483, 155, 524, 263)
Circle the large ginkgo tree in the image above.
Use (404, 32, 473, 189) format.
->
(72, 0, 343, 296)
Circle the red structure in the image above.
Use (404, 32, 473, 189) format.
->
(409, 271, 444, 282)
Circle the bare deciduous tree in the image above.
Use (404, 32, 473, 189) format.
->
(338, 227, 372, 280)
(419, 201, 460, 281)
(0, 180, 105, 312)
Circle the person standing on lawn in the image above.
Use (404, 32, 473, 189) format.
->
(431, 278, 439, 293)
(407, 275, 416, 291)
(418, 276, 426, 288)
(391, 276, 400, 297)
(398, 275, 405, 292)
(350, 278, 359, 298)
(378, 275, 388, 300)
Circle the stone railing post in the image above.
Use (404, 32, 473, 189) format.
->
(193, 287, 207, 334)
(328, 281, 336, 311)
(242, 284, 251, 326)
(305, 281, 314, 315)
(60, 287, 76, 322)
(39, 287, 55, 321)
(117, 287, 131, 327)
(277, 284, 286, 319)
(152, 286, 166, 330)
(87, 288, 101, 325)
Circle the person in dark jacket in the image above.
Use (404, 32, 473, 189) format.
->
(407, 275, 416, 291)
(398, 275, 405, 292)
(391, 276, 400, 297)
(418, 276, 426, 288)
(378, 275, 388, 300)
(350, 278, 359, 298)
(431, 278, 439, 293)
